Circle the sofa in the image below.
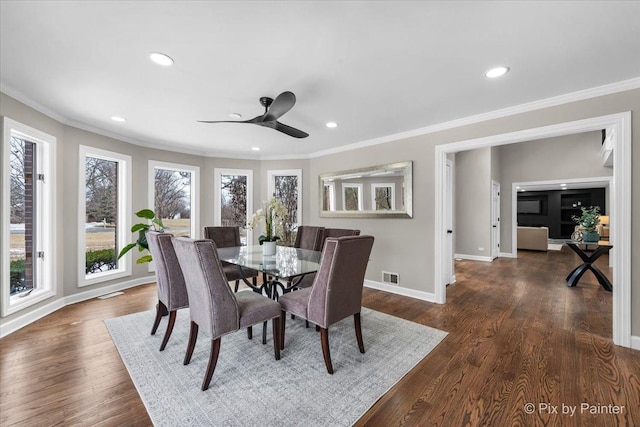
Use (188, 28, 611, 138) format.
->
(517, 226, 548, 251)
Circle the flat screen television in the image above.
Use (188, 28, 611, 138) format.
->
(517, 199, 541, 214)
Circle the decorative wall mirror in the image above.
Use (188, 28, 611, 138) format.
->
(319, 161, 412, 218)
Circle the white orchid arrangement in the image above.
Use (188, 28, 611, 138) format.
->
(247, 198, 287, 245)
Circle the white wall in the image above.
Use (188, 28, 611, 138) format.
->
(454, 147, 492, 258)
(2, 87, 640, 337)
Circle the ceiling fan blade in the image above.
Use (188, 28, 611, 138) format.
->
(263, 91, 296, 121)
(198, 115, 262, 124)
(275, 121, 309, 138)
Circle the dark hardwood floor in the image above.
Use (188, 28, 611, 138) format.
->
(1, 247, 638, 426)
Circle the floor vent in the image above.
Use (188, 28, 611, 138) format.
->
(98, 291, 124, 300)
(382, 271, 400, 285)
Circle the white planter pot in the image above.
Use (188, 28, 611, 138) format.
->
(262, 241, 277, 256)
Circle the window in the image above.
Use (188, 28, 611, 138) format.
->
(78, 146, 131, 286)
(149, 161, 199, 238)
(371, 183, 396, 210)
(267, 169, 302, 246)
(214, 169, 253, 245)
(2, 118, 56, 316)
(342, 183, 363, 211)
(323, 182, 336, 211)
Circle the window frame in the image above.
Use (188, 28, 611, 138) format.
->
(267, 169, 302, 226)
(148, 160, 200, 238)
(342, 183, 364, 211)
(77, 145, 131, 287)
(371, 183, 396, 211)
(148, 160, 200, 272)
(1, 117, 57, 317)
(214, 168, 253, 245)
(323, 181, 336, 211)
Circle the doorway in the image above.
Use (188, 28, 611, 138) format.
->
(491, 181, 500, 260)
(434, 112, 632, 348)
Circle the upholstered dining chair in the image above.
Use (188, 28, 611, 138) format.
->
(293, 225, 325, 251)
(279, 235, 374, 374)
(285, 226, 325, 293)
(321, 228, 360, 249)
(146, 231, 189, 351)
(173, 237, 283, 391)
(203, 226, 259, 292)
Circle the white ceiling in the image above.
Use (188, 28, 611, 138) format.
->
(1, 1, 639, 159)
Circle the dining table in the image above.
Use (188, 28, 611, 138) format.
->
(217, 244, 322, 299)
(217, 244, 322, 344)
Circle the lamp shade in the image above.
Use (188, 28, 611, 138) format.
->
(599, 215, 610, 226)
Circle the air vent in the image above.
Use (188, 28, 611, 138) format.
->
(382, 271, 399, 285)
(97, 291, 124, 300)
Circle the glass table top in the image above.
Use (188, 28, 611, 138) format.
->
(217, 245, 322, 279)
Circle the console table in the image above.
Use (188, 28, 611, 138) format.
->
(565, 241, 612, 291)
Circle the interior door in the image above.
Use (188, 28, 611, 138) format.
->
(444, 160, 454, 284)
(491, 181, 500, 259)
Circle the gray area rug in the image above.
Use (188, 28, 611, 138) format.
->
(105, 306, 447, 426)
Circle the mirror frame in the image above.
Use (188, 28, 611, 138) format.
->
(319, 161, 413, 218)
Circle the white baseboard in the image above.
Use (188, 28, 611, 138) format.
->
(0, 298, 66, 338)
(454, 253, 493, 262)
(631, 335, 640, 351)
(0, 276, 156, 339)
(364, 279, 437, 303)
(499, 252, 517, 258)
(65, 276, 155, 305)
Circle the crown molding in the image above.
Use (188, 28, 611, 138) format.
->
(3, 77, 639, 161)
(307, 76, 640, 159)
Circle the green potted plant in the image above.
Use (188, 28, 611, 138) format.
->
(118, 209, 164, 263)
(572, 206, 601, 243)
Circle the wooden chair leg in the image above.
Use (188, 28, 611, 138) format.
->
(184, 321, 199, 365)
(247, 326, 253, 339)
(280, 310, 286, 350)
(159, 310, 177, 351)
(306, 320, 310, 329)
(272, 317, 281, 360)
(262, 321, 267, 345)
(151, 301, 168, 335)
(315, 324, 320, 332)
(234, 280, 240, 293)
(320, 327, 334, 374)
(201, 338, 221, 391)
(354, 313, 365, 353)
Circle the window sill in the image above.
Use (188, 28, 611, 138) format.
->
(2, 288, 56, 317)
(79, 268, 131, 288)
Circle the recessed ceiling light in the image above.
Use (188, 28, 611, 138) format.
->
(251, 147, 260, 151)
(561, 183, 567, 186)
(149, 52, 174, 67)
(110, 116, 126, 122)
(326, 122, 338, 128)
(229, 113, 242, 119)
(484, 66, 510, 78)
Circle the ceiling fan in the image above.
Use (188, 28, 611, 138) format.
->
(198, 91, 309, 138)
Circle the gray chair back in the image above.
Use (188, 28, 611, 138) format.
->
(294, 226, 325, 251)
(203, 226, 241, 248)
(308, 235, 374, 327)
(173, 238, 240, 339)
(321, 228, 360, 250)
(146, 231, 188, 311)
